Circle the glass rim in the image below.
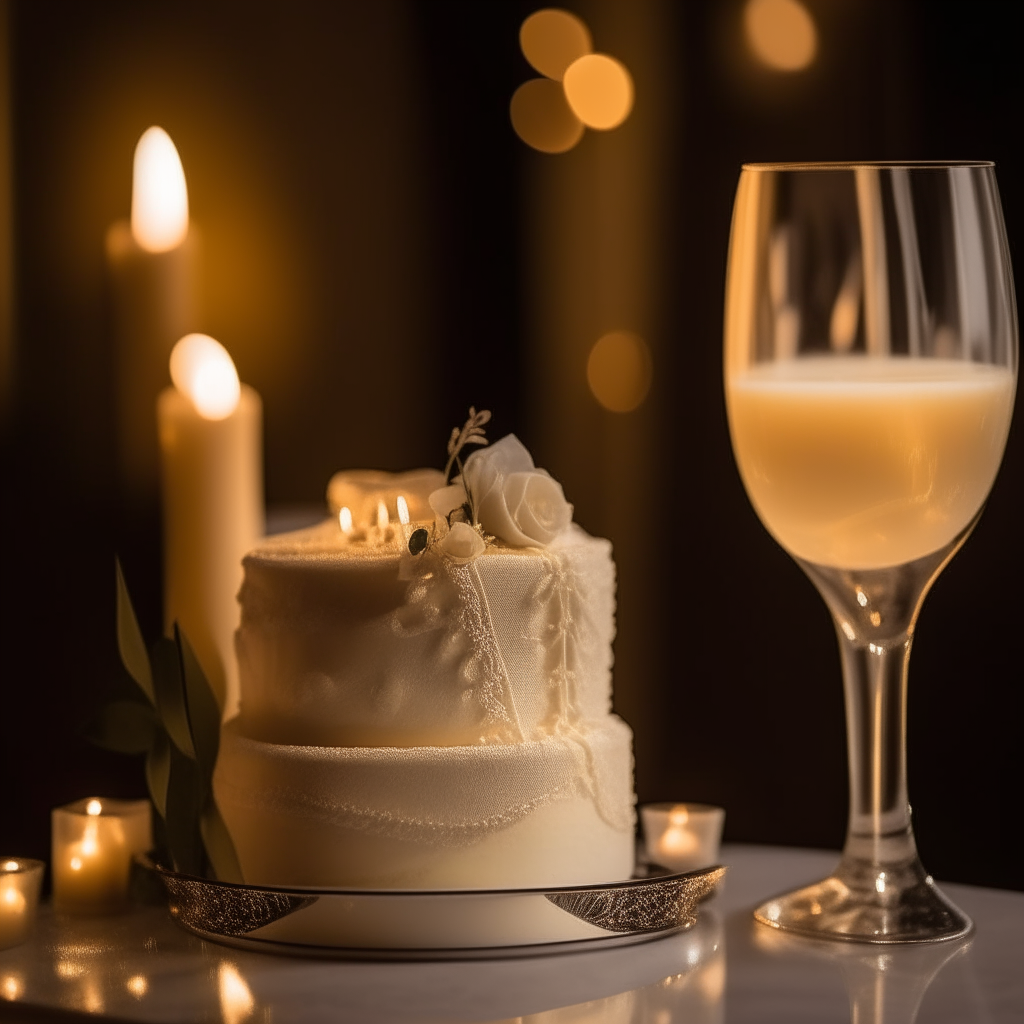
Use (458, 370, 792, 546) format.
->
(741, 160, 995, 171)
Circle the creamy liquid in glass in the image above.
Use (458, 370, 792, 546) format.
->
(727, 356, 1016, 569)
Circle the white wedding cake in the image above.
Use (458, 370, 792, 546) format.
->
(213, 418, 636, 889)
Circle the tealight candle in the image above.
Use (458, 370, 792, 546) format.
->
(640, 803, 725, 873)
(0, 859, 44, 950)
(51, 799, 152, 915)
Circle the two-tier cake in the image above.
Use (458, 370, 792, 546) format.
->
(213, 418, 635, 889)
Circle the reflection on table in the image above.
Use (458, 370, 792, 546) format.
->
(0, 845, 1020, 1023)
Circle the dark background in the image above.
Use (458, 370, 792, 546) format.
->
(1, 0, 1021, 891)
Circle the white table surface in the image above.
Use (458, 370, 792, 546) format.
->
(1, 843, 1020, 1023)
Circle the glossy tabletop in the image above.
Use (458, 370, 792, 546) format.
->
(0, 844, 1020, 1023)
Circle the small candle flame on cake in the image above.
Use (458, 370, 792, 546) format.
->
(397, 495, 410, 525)
(2, 861, 19, 871)
(339, 507, 353, 534)
(377, 501, 389, 529)
(86, 800, 102, 816)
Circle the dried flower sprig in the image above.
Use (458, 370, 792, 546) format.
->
(407, 407, 492, 560)
(444, 406, 491, 484)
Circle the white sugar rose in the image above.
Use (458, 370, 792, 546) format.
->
(436, 521, 486, 563)
(461, 434, 573, 548)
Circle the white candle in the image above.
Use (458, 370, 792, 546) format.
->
(51, 799, 151, 915)
(159, 334, 264, 719)
(106, 127, 201, 499)
(0, 859, 43, 950)
(640, 803, 725, 873)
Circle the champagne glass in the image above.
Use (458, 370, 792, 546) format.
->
(724, 162, 1017, 942)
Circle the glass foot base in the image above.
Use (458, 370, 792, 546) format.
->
(753, 857, 973, 944)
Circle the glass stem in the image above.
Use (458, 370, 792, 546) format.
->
(797, 515, 977, 891)
(836, 626, 917, 869)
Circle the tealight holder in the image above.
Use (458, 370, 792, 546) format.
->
(0, 858, 44, 949)
(640, 803, 725, 873)
(51, 798, 152, 915)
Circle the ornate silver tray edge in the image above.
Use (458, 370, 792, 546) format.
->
(146, 860, 726, 960)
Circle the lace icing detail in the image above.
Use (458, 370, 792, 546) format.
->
(392, 555, 521, 744)
(218, 774, 584, 848)
(522, 547, 634, 834)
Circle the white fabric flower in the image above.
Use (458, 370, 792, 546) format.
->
(461, 434, 573, 548)
(428, 483, 468, 519)
(436, 521, 486, 563)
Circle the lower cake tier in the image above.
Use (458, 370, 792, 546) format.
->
(213, 715, 636, 889)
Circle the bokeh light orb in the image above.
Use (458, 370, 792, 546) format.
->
(510, 78, 585, 154)
(587, 331, 652, 413)
(563, 54, 634, 131)
(520, 8, 592, 81)
(744, 0, 817, 72)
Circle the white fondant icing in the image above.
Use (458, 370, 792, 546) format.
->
(223, 512, 634, 888)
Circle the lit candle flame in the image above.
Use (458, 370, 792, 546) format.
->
(339, 507, 353, 534)
(2, 861, 18, 872)
(668, 806, 689, 827)
(396, 495, 410, 526)
(377, 501, 389, 529)
(86, 800, 102, 816)
(169, 334, 241, 420)
(131, 127, 189, 253)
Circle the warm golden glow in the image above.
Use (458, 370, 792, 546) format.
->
(396, 495, 410, 526)
(743, 0, 817, 72)
(82, 979, 104, 1015)
(169, 334, 241, 420)
(131, 126, 189, 253)
(86, 800, 102, 816)
(587, 331, 652, 412)
(1, 974, 23, 1001)
(563, 54, 634, 130)
(1, 887, 24, 911)
(510, 79, 584, 154)
(376, 500, 389, 529)
(69, 857, 83, 872)
(218, 963, 255, 1024)
(339, 507, 353, 534)
(126, 975, 148, 998)
(519, 8, 592, 81)
(1, 861, 18, 872)
(56, 961, 85, 979)
(659, 826, 699, 857)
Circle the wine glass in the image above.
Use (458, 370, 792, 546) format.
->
(724, 162, 1017, 942)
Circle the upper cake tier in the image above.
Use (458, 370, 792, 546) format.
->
(235, 518, 616, 748)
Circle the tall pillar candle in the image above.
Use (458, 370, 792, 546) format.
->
(158, 334, 263, 719)
(107, 126, 201, 501)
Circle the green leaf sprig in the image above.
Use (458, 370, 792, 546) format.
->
(85, 561, 243, 881)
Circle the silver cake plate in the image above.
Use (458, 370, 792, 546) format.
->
(147, 859, 726, 960)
